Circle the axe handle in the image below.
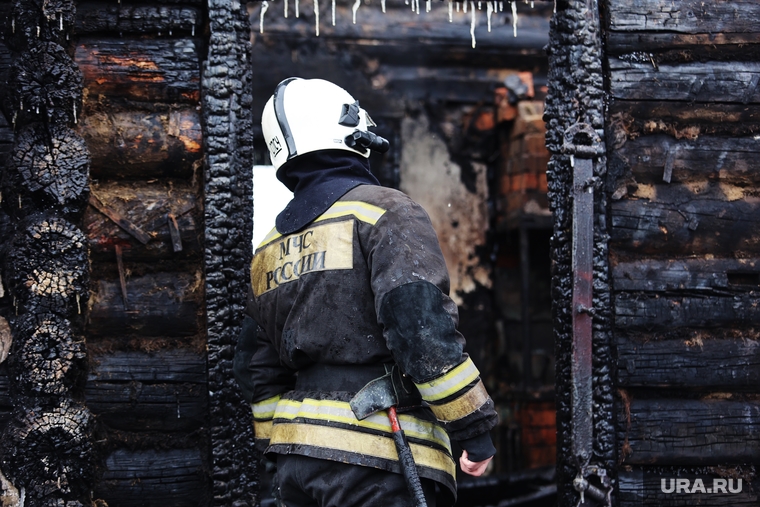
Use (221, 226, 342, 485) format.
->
(388, 407, 428, 507)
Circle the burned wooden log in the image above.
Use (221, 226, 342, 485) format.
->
(6, 0, 76, 52)
(95, 448, 209, 507)
(78, 108, 201, 179)
(75, 3, 200, 36)
(0, 398, 93, 503)
(76, 37, 200, 104)
(0, 364, 11, 430)
(8, 313, 86, 397)
(4, 123, 90, 215)
(617, 333, 760, 390)
(87, 271, 201, 338)
(4, 214, 89, 316)
(610, 197, 760, 258)
(8, 41, 82, 126)
(612, 258, 760, 292)
(84, 181, 200, 261)
(86, 349, 207, 432)
(618, 396, 760, 465)
(608, 0, 760, 34)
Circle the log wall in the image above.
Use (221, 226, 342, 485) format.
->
(72, 3, 211, 506)
(605, 0, 760, 503)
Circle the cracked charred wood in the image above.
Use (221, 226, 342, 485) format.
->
(609, 59, 760, 103)
(612, 258, 760, 292)
(618, 397, 760, 465)
(6, 0, 76, 52)
(608, 0, 760, 34)
(617, 332, 760, 390)
(0, 364, 10, 429)
(610, 101, 760, 136)
(76, 38, 200, 103)
(77, 108, 201, 179)
(618, 467, 760, 507)
(8, 312, 86, 397)
(8, 41, 82, 126)
(86, 350, 207, 432)
(0, 398, 93, 504)
(4, 214, 89, 316)
(610, 197, 760, 258)
(3, 123, 90, 216)
(75, 3, 200, 35)
(87, 272, 201, 339)
(84, 181, 199, 261)
(95, 448, 209, 507)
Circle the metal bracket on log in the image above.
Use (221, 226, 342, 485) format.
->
(563, 123, 611, 507)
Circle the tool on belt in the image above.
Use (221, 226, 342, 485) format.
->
(350, 365, 428, 507)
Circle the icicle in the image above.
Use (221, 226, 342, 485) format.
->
(11, 16, 14, 33)
(382, 0, 386, 13)
(35, 106, 39, 114)
(352, 0, 360, 23)
(530, 0, 534, 7)
(296, 0, 300, 18)
(417, 0, 421, 14)
(332, 0, 336, 25)
(20, 98, 23, 111)
(314, 0, 319, 36)
(59, 13, 63, 31)
(511, 1, 518, 37)
(73, 103, 77, 124)
(570, 155, 575, 167)
(12, 111, 16, 129)
(499, 1, 503, 11)
(487, 1, 493, 31)
(260, 1, 269, 33)
(169, 29, 172, 36)
(448, 1, 453, 21)
(76, 294, 81, 314)
(478, 1, 481, 9)
(285, 0, 288, 17)
(37, 25, 40, 37)
(18, 195, 22, 209)
(470, 1, 476, 48)
(463, 1, 467, 12)
(554, 0, 556, 13)
(192, 24, 195, 36)
(427, 0, 431, 12)
(405, 0, 409, 4)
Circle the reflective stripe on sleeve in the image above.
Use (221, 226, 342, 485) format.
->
(428, 380, 490, 422)
(270, 422, 456, 479)
(273, 398, 450, 451)
(414, 356, 480, 403)
(253, 420, 273, 440)
(252, 395, 281, 421)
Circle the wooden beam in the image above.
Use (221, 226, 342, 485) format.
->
(612, 258, 760, 292)
(619, 397, 760, 465)
(75, 3, 201, 35)
(608, 0, 760, 33)
(88, 272, 202, 338)
(77, 108, 201, 179)
(614, 292, 760, 330)
(89, 193, 152, 245)
(609, 100, 760, 133)
(609, 58, 760, 103)
(86, 350, 207, 432)
(607, 32, 760, 54)
(95, 448, 210, 507)
(76, 37, 200, 103)
(616, 335, 760, 390)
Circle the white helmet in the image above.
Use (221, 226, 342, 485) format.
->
(261, 78, 389, 171)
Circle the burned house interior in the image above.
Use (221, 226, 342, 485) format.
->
(1, 0, 759, 507)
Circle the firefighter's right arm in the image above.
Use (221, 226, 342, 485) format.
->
(233, 314, 295, 450)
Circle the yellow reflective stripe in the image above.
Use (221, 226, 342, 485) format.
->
(274, 398, 450, 450)
(315, 201, 386, 225)
(428, 380, 490, 422)
(252, 395, 281, 420)
(415, 357, 480, 402)
(270, 422, 456, 478)
(256, 227, 282, 250)
(254, 420, 273, 439)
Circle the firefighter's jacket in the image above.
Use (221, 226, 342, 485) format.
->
(239, 184, 498, 504)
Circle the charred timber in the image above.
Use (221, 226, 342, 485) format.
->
(617, 334, 760, 390)
(75, 4, 200, 36)
(95, 448, 209, 507)
(87, 271, 202, 338)
(5, 0, 76, 52)
(608, 0, 760, 34)
(78, 108, 201, 179)
(607, 32, 760, 55)
(612, 258, 760, 292)
(86, 349, 207, 432)
(77, 38, 200, 104)
(84, 181, 200, 261)
(618, 397, 760, 465)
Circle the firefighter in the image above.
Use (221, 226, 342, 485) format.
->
(234, 77, 498, 507)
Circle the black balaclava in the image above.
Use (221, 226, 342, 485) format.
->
(275, 149, 380, 235)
